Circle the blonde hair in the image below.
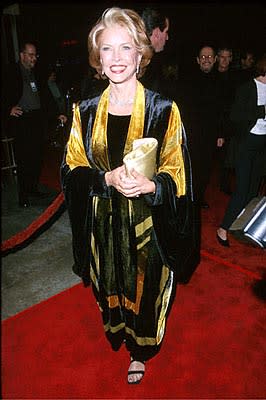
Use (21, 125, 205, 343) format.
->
(88, 7, 153, 79)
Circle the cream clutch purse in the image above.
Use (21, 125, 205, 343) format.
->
(123, 138, 158, 179)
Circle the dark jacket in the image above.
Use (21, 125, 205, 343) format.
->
(230, 79, 266, 136)
(2, 62, 44, 135)
(177, 68, 223, 142)
(140, 51, 179, 101)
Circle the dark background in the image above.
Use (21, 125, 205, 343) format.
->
(2, 1, 266, 92)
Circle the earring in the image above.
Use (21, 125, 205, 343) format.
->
(100, 59, 104, 76)
(136, 65, 139, 74)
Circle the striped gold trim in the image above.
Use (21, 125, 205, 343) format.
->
(155, 265, 170, 319)
(103, 323, 157, 346)
(124, 273, 144, 314)
(137, 236, 150, 251)
(105, 272, 144, 315)
(156, 270, 174, 344)
(104, 321, 125, 334)
(135, 216, 153, 237)
(90, 266, 99, 292)
(125, 326, 157, 346)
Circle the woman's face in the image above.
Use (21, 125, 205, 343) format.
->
(99, 24, 141, 84)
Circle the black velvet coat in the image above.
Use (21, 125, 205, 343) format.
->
(61, 83, 187, 286)
(61, 82, 190, 360)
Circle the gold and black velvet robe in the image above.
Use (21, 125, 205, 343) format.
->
(61, 81, 186, 361)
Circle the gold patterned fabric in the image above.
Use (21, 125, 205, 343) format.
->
(61, 81, 185, 361)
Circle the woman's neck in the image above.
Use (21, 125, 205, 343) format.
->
(108, 80, 137, 116)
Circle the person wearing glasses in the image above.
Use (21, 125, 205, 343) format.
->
(178, 45, 224, 209)
(3, 41, 47, 207)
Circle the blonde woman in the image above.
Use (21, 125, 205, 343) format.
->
(61, 7, 186, 384)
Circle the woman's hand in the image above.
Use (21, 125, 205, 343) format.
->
(105, 166, 155, 198)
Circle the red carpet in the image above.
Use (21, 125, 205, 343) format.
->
(2, 258, 266, 399)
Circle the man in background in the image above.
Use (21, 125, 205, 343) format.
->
(3, 41, 47, 207)
(235, 49, 255, 86)
(141, 7, 178, 100)
(178, 45, 224, 208)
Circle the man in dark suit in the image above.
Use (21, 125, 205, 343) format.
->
(3, 41, 47, 207)
(178, 45, 224, 208)
(140, 7, 178, 100)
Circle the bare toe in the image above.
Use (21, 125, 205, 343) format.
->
(127, 360, 145, 384)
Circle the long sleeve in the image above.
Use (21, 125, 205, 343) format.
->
(61, 103, 112, 199)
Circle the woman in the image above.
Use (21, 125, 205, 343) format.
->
(217, 55, 266, 246)
(61, 7, 186, 384)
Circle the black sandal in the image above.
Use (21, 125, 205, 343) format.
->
(127, 359, 145, 384)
